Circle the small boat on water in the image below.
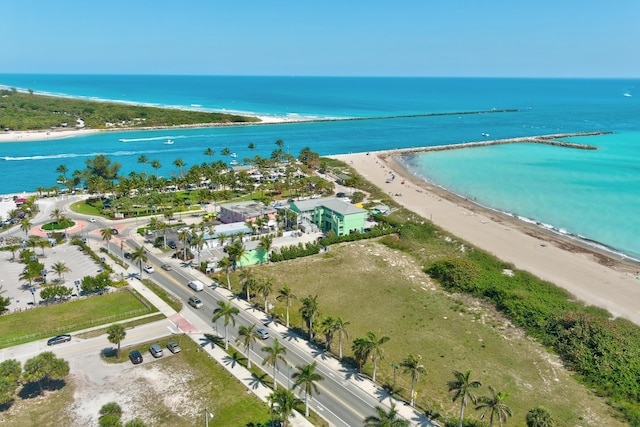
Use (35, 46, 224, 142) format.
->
(230, 152, 237, 158)
(164, 139, 174, 145)
(623, 93, 632, 97)
(481, 133, 490, 137)
(230, 160, 240, 166)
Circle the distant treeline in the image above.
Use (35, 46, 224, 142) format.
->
(0, 88, 260, 131)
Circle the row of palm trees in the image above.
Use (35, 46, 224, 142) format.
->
(211, 299, 324, 425)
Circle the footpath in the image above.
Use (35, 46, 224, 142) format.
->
(113, 231, 435, 427)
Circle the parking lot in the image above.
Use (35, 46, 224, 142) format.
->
(1, 240, 104, 313)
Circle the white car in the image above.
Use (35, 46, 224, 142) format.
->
(143, 264, 155, 274)
(88, 217, 96, 223)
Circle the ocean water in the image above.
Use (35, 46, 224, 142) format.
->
(0, 75, 638, 259)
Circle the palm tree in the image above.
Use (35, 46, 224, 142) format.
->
(259, 234, 273, 262)
(100, 227, 114, 254)
(49, 208, 62, 223)
(352, 337, 371, 374)
(36, 238, 50, 256)
(448, 370, 482, 427)
(334, 317, 350, 360)
(204, 147, 215, 163)
(320, 316, 338, 352)
(191, 232, 205, 267)
(476, 386, 513, 427)
(51, 261, 70, 282)
(401, 353, 426, 407)
(268, 388, 302, 427)
(258, 277, 273, 314)
(106, 324, 126, 359)
(130, 246, 147, 277)
(56, 164, 68, 182)
(276, 284, 296, 328)
(292, 362, 324, 417)
(299, 295, 319, 341)
(150, 159, 162, 177)
(363, 404, 409, 427)
(173, 158, 186, 179)
(364, 331, 390, 382)
(217, 256, 233, 290)
(137, 155, 148, 175)
(236, 324, 258, 369)
(526, 406, 555, 427)
(212, 300, 239, 350)
(20, 218, 32, 238)
(177, 227, 191, 260)
(262, 339, 287, 390)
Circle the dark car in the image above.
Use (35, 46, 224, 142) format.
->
(129, 350, 143, 364)
(167, 342, 181, 354)
(168, 241, 177, 249)
(47, 334, 71, 346)
(124, 252, 131, 259)
(111, 228, 119, 235)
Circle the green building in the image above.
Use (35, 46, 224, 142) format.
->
(290, 197, 367, 236)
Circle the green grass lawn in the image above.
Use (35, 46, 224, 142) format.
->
(142, 279, 184, 313)
(0, 290, 156, 348)
(238, 241, 626, 427)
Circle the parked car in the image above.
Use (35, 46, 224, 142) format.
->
(149, 344, 164, 358)
(168, 241, 177, 249)
(129, 350, 143, 364)
(256, 328, 269, 340)
(124, 252, 131, 259)
(167, 342, 181, 354)
(188, 296, 203, 309)
(47, 334, 71, 346)
(161, 264, 172, 271)
(143, 264, 155, 274)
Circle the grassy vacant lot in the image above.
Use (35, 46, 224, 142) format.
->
(0, 337, 273, 426)
(0, 290, 156, 348)
(239, 241, 625, 427)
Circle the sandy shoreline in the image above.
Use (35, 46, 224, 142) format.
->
(333, 150, 640, 326)
(0, 115, 296, 143)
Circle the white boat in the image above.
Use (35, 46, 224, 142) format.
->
(164, 139, 174, 145)
(230, 152, 237, 158)
(230, 160, 240, 166)
(623, 93, 632, 97)
(481, 133, 490, 137)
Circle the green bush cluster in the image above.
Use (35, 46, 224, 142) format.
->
(0, 90, 259, 131)
(81, 272, 112, 294)
(425, 250, 640, 424)
(40, 285, 72, 302)
(270, 242, 320, 262)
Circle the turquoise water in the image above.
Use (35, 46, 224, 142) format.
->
(0, 75, 638, 258)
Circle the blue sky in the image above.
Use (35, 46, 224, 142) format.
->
(3, 0, 639, 77)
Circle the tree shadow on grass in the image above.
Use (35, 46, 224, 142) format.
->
(248, 372, 272, 390)
(201, 333, 224, 349)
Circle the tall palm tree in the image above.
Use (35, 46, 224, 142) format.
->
(448, 370, 482, 427)
(106, 323, 126, 359)
(150, 159, 162, 177)
(239, 267, 256, 301)
(212, 300, 239, 350)
(526, 406, 555, 427)
(173, 158, 186, 179)
(268, 388, 302, 427)
(51, 261, 71, 282)
(217, 256, 233, 290)
(20, 218, 32, 238)
(100, 227, 114, 254)
(56, 164, 68, 182)
(320, 316, 338, 352)
(364, 331, 390, 382)
(258, 277, 273, 314)
(259, 234, 273, 262)
(36, 238, 50, 256)
(276, 284, 296, 328)
(401, 353, 426, 407)
(334, 317, 350, 360)
(292, 362, 324, 417)
(476, 386, 513, 427)
(299, 295, 319, 341)
(137, 155, 148, 175)
(363, 404, 409, 427)
(177, 227, 191, 260)
(352, 337, 371, 374)
(49, 208, 62, 223)
(262, 339, 287, 390)
(130, 246, 147, 277)
(191, 232, 205, 267)
(236, 324, 258, 369)
(204, 147, 215, 163)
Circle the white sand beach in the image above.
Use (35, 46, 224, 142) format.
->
(334, 151, 640, 326)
